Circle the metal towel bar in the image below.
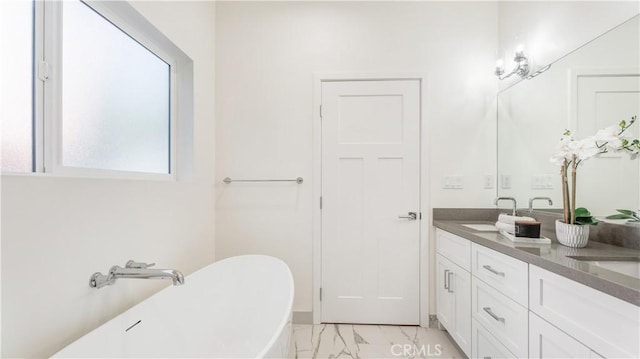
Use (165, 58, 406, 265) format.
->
(223, 177, 303, 184)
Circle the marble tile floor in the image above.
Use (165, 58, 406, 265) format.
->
(288, 324, 465, 359)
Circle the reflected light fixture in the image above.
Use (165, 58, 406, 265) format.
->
(495, 44, 530, 80)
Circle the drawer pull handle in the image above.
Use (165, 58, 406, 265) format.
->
(444, 269, 449, 290)
(483, 265, 505, 277)
(447, 271, 454, 293)
(483, 307, 505, 323)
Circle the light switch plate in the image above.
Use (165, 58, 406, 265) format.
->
(501, 174, 512, 189)
(532, 174, 554, 189)
(443, 175, 464, 189)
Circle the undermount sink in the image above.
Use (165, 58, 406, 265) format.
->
(461, 224, 498, 232)
(567, 256, 640, 278)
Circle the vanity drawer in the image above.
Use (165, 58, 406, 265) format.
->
(530, 265, 640, 359)
(472, 277, 528, 358)
(529, 311, 601, 359)
(472, 243, 528, 306)
(436, 229, 471, 271)
(472, 318, 516, 359)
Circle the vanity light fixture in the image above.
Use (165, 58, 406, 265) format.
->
(495, 44, 530, 80)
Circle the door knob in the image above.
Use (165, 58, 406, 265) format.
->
(398, 212, 417, 220)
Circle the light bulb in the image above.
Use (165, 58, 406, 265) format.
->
(494, 59, 505, 76)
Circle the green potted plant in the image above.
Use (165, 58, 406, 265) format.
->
(550, 116, 639, 247)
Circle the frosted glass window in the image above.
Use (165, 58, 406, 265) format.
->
(1, 1, 34, 172)
(61, 0, 170, 174)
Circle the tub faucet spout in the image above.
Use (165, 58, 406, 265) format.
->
(90, 260, 185, 288)
(111, 266, 185, 285)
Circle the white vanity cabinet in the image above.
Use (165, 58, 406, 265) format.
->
(472, 318, 516, 359)
(435, 230, 471, 357)
(471, 243, 528, 306)
(435, 227, 640, 359)
(436, 254, 472, 355)
(529, 265, 640, 359)
(529, 311, 602, 359)
(471, 243, 528, 359)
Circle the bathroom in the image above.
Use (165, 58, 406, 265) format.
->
(1, 0, 638, 358)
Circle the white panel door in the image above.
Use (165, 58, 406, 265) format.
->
(320, 79, 420, 325)
(574, 73, 640, 216)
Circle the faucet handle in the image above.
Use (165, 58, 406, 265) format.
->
(125, 260, 156, 269)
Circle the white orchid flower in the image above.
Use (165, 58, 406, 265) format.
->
(552, 116, 639, 225)
(572, 137, 600, 161)
(549, 131, 575, 165)
(593, 126, 623, 151)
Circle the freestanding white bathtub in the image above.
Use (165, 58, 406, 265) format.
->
(53, 255, 294, 358)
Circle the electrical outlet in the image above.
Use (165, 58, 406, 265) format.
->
(483, 174, 494, 189)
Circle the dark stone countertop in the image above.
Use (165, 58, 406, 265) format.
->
(433, 220, 640, 307)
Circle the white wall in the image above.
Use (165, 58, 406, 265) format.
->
(0, 1, 216, 357)
(498, 1, 640, 90)
(215, 1, 499, 316)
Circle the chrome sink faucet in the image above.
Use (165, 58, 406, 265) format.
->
(90, 260, 185, 289)
(494, 197, 517, 216)
(529, 197, 553, 212)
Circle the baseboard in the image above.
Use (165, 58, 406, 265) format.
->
(293, 312, 438, 327)
(293, 311, 313, 324)
(429, 314, 440, 328)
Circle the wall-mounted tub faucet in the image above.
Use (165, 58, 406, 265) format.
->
(90, 260, 185, 289)
(529, 197, 553, 212)
(494, 197, 517, 216)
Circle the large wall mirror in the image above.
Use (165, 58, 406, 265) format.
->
(497, 15, 639, 218)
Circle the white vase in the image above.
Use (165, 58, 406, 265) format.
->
(555, 219, 590, 248)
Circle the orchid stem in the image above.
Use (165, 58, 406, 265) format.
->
(561, 162, 570, 223)
(571, 155, 577, 224)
